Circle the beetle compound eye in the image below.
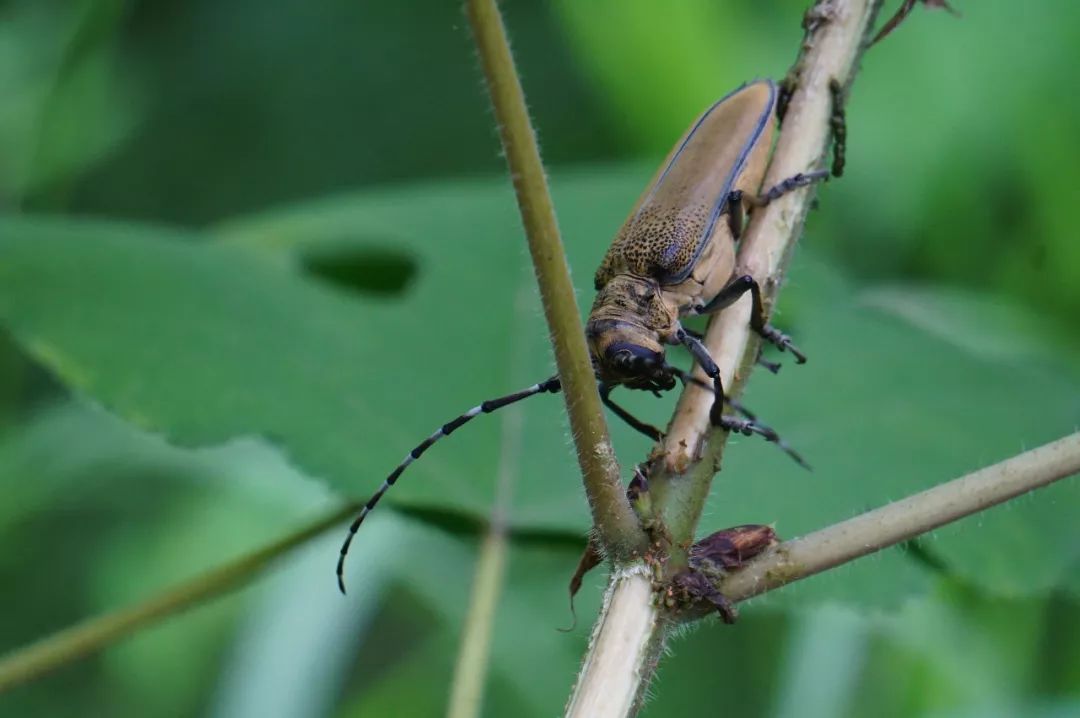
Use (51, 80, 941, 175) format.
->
(606, 342, 663, 369)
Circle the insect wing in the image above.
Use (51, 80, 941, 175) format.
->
(607, 81, 777, 287)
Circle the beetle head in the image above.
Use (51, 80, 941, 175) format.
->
(587, 322, 676, 393)
(587, 275, 679, 392)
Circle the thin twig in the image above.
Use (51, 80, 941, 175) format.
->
(447, 281, 530, 718)
(0, 505, 357, 694)
(715, 432, 1080, 605)
(566, 2, 885, 715)
(447, 530, 509, 718)
(464, 0, 646, 559)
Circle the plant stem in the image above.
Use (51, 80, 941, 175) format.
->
(564, 565, 662, 717)
(447, 529, 509, 718)
(715, 432, 1080, 604)
(464, 0, 647, 561)
(0, 505, 356, 694)
(567, 1, 885, 715)
(447, 280, 529, 718)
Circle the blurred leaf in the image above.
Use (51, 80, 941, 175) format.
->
(847, 582, 1080, 718)
(640, 606, 793, 718)
(0, 210, 596, 533)
(0, 394, 334, 715)
(550, 0, 792, 153)
(770, 605, 869, 718)
(860, 285, 1080, 368)
(89, 489, 278, 717)
(210, 524, 417, 718)
(66, 0, 616, 224)
(0, 0, 139, 205)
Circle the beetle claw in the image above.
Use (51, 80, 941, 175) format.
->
(761, 326, 807, 364)
(718, 415, 763, 437)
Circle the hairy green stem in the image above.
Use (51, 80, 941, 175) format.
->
(0, 504, 356, 693)
(464, 0, 646, 559)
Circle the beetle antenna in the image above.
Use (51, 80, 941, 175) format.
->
(337, 375, 561, 594)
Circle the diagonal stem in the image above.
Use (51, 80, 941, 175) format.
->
(713, 432, 1080, 606)
(0, 504, 357, 694)
(447, 279, 529, 718)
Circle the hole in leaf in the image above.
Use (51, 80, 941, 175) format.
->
(302, 245, 418, 296)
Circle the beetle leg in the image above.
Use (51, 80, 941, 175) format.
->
(828, 78, 847, 178)
(668, 364, 809, 467)
(676, 328, 769, 437)
(694, 275, 807, 363)
(599, 383, 664, 442)
(672, 330, 781, 374)
(726, 192, 748, 240)
(745, 170, 830, 207)
(755, 345, 783, 374)
(726, 397, 811, 470)
(677, 326, 705, 341)
(726, 170, 828, 239)
(690, 274, 754, 315)
(743, 276, 808, 364)
(675, 333, 781, 374)
(676, 327, 729, 426)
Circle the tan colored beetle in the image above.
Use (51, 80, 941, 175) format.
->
(586, 79, 823, 432)
(337, 79, 824, 592)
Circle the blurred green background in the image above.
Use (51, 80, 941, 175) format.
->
(1, 1, 1078, 717)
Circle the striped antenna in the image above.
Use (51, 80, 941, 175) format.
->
(337, 375, 561, 593)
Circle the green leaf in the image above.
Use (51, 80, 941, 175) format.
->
(0, 209, 597, 533)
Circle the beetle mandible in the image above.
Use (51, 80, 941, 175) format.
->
(336, 79, 825, 592)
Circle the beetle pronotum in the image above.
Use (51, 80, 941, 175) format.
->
(337, 79, 825, 592)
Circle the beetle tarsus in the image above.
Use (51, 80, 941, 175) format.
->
(828, 78, 847, 178)
(726, 398, 811, 470)
(755, 349, 782, 374)
(753, 170, 830, 206)
(758, 325, 807, 364)
(718, 415, 757, 436)
(726, 170, 828, 239)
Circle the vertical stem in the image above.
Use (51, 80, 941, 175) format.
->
(447, 531, 509, 718)
(446, 280, 528, 718)
(465, 0, 646, 558)
(564, 566, 662, 717)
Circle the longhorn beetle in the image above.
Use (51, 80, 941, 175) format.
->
(337, 79, 826, 593)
